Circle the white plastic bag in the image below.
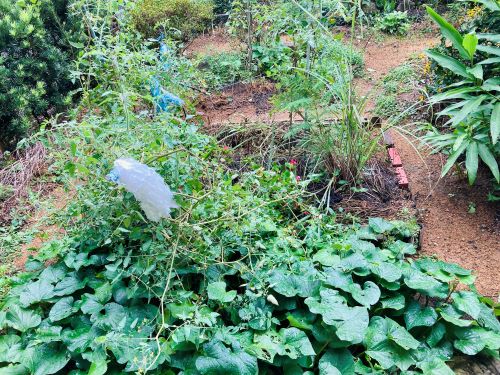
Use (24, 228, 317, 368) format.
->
(108, 158, 178, 222)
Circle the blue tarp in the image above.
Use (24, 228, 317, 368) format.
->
(150, 40, 184, 113)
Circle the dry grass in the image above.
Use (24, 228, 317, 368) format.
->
(0, 142, 48, 223)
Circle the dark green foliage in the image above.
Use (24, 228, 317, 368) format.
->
(0, 0, 79, 151)
(214, 0, 233, 14)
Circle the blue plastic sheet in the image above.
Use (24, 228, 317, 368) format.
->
(150, 39, 184, 113)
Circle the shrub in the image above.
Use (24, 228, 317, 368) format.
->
(376, 11, 411, 35)
(423, 5, 500, 190)
(132, 0, 214, 40)
(0, 0, 79, 151)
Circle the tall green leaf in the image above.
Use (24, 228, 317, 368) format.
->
(466, 142, 479, 185)
(492, 102, 500, 144)
(425, 6, 470, 60)
(425, 50, 473, 79)
(441, 141, 468, 178)
(449, 95, 486, 126)
(463, 33, 478, 60)
(478, 143, 500, 182)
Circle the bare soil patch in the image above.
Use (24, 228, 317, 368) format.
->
(197, 80, 292, 131)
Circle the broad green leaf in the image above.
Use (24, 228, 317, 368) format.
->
(450, 95, 486, 127)
(492, 102, 500, 144)
(253, 327, 315, 362)
(305, 289, 369, 344)
(34, 323, 62, 344)
(0, 364, 28, 375)
(418, 358, 454, 375)
(453, 327, 500, 355)
(323, 268, 353, 292)
(207, 281, 237, 303)
(380, 295, 405, 310)
(368, 217, 394, 234)
(478, 143, 500, 182)
(404, 300, 438, 330)
(452, 291, 481, 319)
(196, 340, 258, 375)
(39, 264, 67, 284)
(319, 349, 355, 375)
(462, 33, 478, 59)
(49, 297, 77, 322)
(371, 262, 403, 283)
(403, 268, 449, 298)
(93, 282, 112, 304)
(482, 77, 500, 91)
(425, 50, 472, 79)
(477, 303, 500, 333)
(279, 327, 316, 359)
(313, 249, 340, 267)
(388, 241, 416, 258)
(479, 57, 500, 65)
(431, 87, 478, 103)
(53, 273, 86, 297)
(440, 305, 473, 327)
(88, 360, 107, 375)
(364, 317, 419, 370)
(269, 269, 320, 298)
(23, 343, 70, 375)
(426, 323, 446, 347)
(5, 305, 42, 332)
(465, 142, 479, 185)
(348, 281, 381, 307)
(467, 64, 484, 81)
(425, 7, 469, 60)
(80, 294, 104, 318)
(19, 279, 55, 307)
(0, 335, 22, 362)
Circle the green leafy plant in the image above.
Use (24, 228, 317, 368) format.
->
(423, 5, 500, 187)
(376, 11, 410, 35)
(197, 51, 253, 91)
(131, 0, 214, 40)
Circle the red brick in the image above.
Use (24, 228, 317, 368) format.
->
(388, 147, 402, 167)
(395, 167, 409, 189)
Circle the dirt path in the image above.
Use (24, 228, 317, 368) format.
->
(355, 34, 499, 297)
